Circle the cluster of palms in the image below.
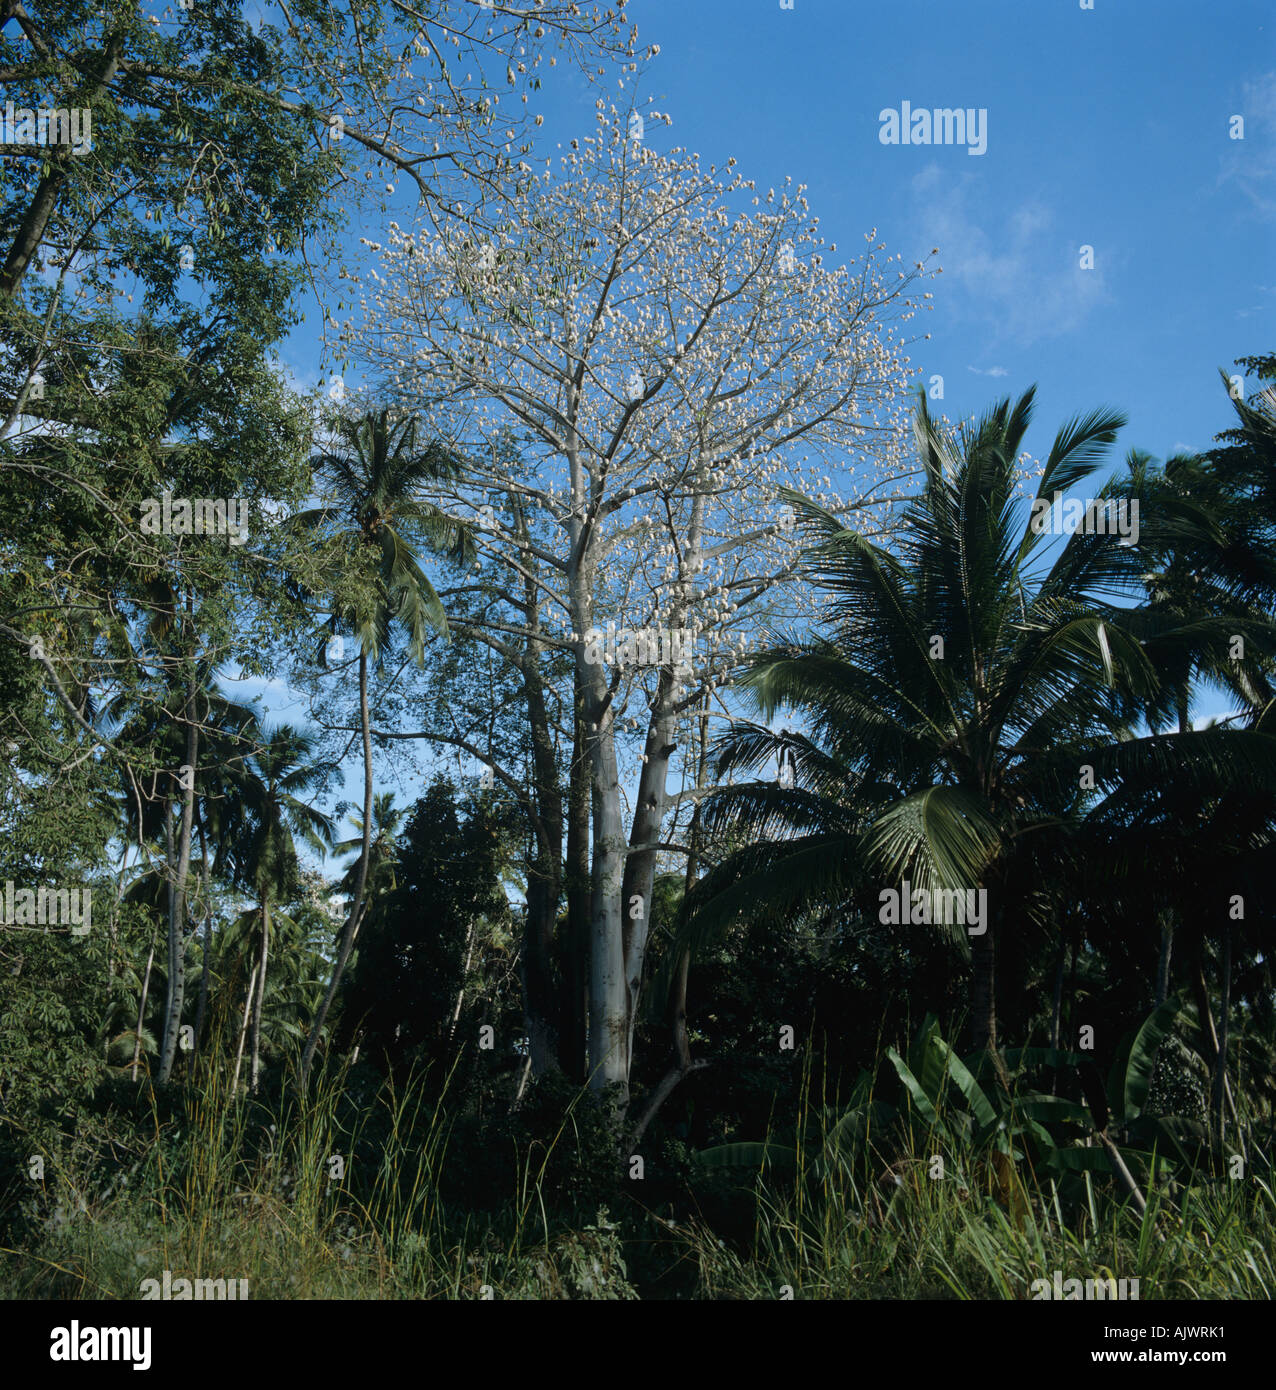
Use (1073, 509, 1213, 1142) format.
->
(683, 377, 1276, 1142)
(101, 409, 470, 1093)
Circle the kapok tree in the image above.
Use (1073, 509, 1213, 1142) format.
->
(347, 103, 935, 1114)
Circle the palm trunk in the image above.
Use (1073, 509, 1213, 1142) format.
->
(158, 666, 199, 1086)
(1213, 925, 1232, 1144)
(1155, 913, 1173, 1008)
(1194, 959, 1239, 1134)
(969, 924, 997, 1056)
(249, 901, 270, 1093)
(299, 648, 374, 1088)
(1049, 937, 1066, 1094)
(131, 923, 157, 1081)
(194, 819, 213, 1051)
(231, 961, 260, 1095)
(449, 920, 476, 1042)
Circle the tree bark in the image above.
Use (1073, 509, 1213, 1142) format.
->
(1193, 959, 1239, 1133)
(0, 39, 123, 297)
(1049, 935, 1066, 1095)
(193, 817, 213, 1051)
(1213, 924, 1231, 1145)
(519, 571, 563, 1075)
(249, 901, 269, 1093)
(618, 497, 705, 1081)
(157, 675, 198, 1086)
(672, 687, 711, 1072)
(558, 677, 591, 1081)
(131, 924, 157, 1082)
(231, 961, 259, 1096)
(449, 919, 476, 1043)
(584, 704, 628, 1099)
(571, 548, 629, 1102)
(1155, 913, 1173, 1008)
(969, 922, 997, 1057)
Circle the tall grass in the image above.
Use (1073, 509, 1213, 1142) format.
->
(0, 1044, 634, 1300)
(4, 1040, 1271, 1300)
(678, 1084, 1276, 1300)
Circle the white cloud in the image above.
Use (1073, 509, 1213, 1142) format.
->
(911, 166, 1107, 344)
(1219, 71, 1276, 218)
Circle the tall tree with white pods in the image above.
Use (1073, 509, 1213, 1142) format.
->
(348, 107, 934, 1112)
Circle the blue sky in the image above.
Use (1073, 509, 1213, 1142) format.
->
(285, 0, 1274, 505)
(603, 0, 1274, 461)
(255, 0, 1275, 859)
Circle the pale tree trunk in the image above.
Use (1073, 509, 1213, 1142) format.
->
(619, 492, 706, 1076)
(158, 685, 198, 1085)
(194, 818, 213, 1051)
(1193, 960, 1239, 1135)
(249, 901, 270, 1093)
(231, 961, 259, 1096)
(578, 488, 707, 1115)
(674, 687, 711, 1072)
(560, 678, 591, 1080)
(517, 550, 564, 1076)
(300, 648, 374, 1088)
(449, 920, 477, 1043)
(131, 923, 157, 1082)
(104, 850, 128, 1060)
(620, 663, 680, 1073)
(625, 689, 712, 1154)
(571, 533, 630, 1102)
(583, 696, 629, 1100)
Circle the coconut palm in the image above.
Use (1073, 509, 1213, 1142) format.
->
(226, 724, 334, 1092)
(292, 407, 474, 1086)
(333, 792, 404, 919)
(101, 662, 260, 1080)
(1097, 372, 1276, 1137)
(687, 387, 1276, 1071)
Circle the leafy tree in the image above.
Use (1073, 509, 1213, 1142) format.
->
(337, 777, 517, 1079)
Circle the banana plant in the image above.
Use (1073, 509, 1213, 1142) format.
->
(693, 1003, 1200, 1205)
